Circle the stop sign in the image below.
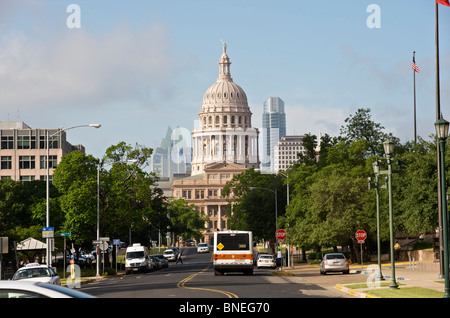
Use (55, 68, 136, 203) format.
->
(355, 230, 367, 243)
(275, 229, 287, 242)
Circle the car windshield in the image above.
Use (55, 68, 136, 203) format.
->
(164, 251, 173, 254)
(13, 268, 50, 280)
(260, 255, 273, 260)
(199, 243, 207, 247)
(326, 254, 345, 259)
(126, 251, 145, 259)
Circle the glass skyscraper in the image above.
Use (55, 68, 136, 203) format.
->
(261, 97, 286, 172)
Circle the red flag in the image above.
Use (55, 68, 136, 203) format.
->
(437, 0, 450, 6)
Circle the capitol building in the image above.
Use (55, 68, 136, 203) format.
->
(172, 43, 260, 243)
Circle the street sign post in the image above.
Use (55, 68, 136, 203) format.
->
(59, 233, 71, 279)
(355, 230, 367, 268)
(355, 230, 367, 244)
(275, 229, 287, 242)
(42, 227, 54, 238)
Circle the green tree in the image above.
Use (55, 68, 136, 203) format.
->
(168, 198, 207, 244)
(222, 169, 286, 242)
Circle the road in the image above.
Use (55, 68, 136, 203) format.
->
(80, 247, 353, 300)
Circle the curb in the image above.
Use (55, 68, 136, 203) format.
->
(335, 284, 379, 298)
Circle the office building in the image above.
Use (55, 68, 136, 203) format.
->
(150, 126, 191, 178)
(0, 121, 85, 181)
(261, 97, 286, 172)
(273, 135, 305, 173)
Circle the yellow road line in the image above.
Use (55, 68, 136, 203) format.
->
(177, 264, 238, 298)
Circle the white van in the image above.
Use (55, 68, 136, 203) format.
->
(125, 243, 153, 274)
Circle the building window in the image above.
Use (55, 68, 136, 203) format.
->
(1, 136, 13, 149)
(19, 156, 35, 169)
(39, 135, 59, 149)
(1, 156, 12, 170)
(20, 175, 35, 182)
(40, 156, 57, 169)
(17, 136, 36, 149)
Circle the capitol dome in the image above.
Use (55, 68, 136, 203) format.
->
(199, 43, 252, 129)
(191, 43, 260, 176)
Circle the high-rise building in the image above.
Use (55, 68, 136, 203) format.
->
(261, 97, 286, 172)
(0, 121, 85, 181)
(172, 43, 260, 244)
(273, 135, 305, 173)
(150, 126, 191, 178)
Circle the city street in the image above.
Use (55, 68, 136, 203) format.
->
(80, 247, 352, 299)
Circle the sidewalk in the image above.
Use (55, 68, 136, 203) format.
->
(274, 261, 446, 298)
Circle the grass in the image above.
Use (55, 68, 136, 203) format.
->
(339, 280, 445, 298)
(365, 287, 444, 298)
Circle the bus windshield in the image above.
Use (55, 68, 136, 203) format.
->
(216, 233, 250, 251)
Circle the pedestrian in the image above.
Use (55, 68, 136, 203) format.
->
(176, 251, 183, 264)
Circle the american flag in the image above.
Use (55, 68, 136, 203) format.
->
(412, 56, 419, 73)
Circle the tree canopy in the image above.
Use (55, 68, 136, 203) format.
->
(223, 108, 449, 262)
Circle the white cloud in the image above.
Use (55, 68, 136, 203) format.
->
(0, 23, 193, 111)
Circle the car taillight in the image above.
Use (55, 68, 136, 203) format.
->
(345, 260, 348, 265)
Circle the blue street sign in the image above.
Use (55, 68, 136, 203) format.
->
(42, 227, 54, 238)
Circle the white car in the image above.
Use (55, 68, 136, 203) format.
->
(12, 263, 61, 285)
(197, 243, 209, 253)
(0, 281, 95, 298)
(163, 249, 176, 261)
(256, 254, 276, 269)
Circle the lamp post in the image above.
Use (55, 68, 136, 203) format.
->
(368, 160, 386, 281)
(435, 116, 449, 298)
(279, 172, 291, 266)
(382, 138, 399, 289)
(46, 124, 101, 266)
(96, 159, 137, 276)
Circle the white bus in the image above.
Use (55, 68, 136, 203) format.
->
(213, 230, 254, 276)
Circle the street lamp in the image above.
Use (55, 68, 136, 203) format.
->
(368, 160, 386, 281)
(383, 138, 399, 289)
(435, 116, 449, 298)
(96, 159, 137, 276)
(46, 124, 101, 266)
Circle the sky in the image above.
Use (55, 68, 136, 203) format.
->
(0, 0, 449, 161)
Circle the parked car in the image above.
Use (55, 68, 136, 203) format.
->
(197, 243, 209, 253)
(163, 249, 176, 261)
(12, 263, 61, 285)
(150, 255, 161, 270)
(256, 254, 276, 269)
(0, 281, 95, 298)
(319, 253, 350, 275)
(153, 254, 169, 268)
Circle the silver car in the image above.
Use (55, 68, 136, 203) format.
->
(319, 253, 349, 275)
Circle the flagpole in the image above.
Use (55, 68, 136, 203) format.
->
(413, 51, 417, 143)
(435, 1, 444, 279)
